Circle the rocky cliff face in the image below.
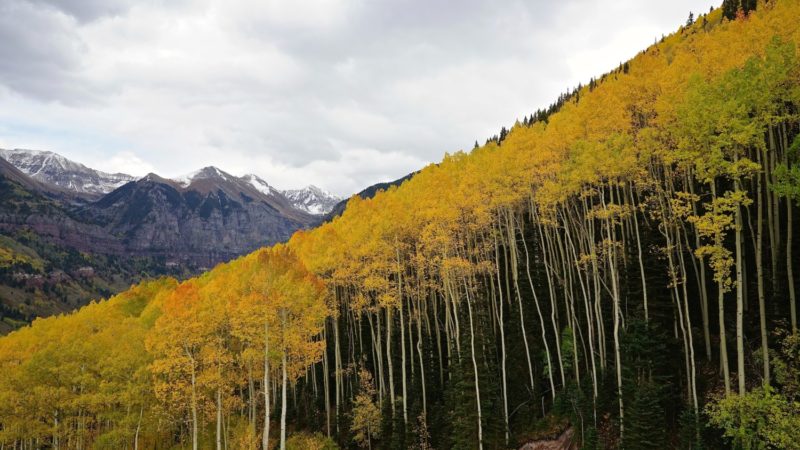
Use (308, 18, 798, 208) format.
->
(0, 151, 320, 267)
(83, 169, 314, 266)
(0, 158, 121, 253)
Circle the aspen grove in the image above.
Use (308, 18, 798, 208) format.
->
(2, 1, 800, 448)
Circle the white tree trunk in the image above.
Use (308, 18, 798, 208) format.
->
(280, 347, 288, 450)
(263, 323, 271, 450)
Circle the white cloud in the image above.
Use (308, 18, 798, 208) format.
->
(0, 0, 713, 196)
(98, 151, 156, 176)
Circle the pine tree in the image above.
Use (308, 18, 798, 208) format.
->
(624, 382, 667, 450)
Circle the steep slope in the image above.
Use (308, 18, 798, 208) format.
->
(0, 157, 42, 192)
(0, 163, 317, 328)
(0, 166, 185, 332)
(0, 148, 135, 198)
(2, 2, 799, 449)
(325, 171, 416, 220)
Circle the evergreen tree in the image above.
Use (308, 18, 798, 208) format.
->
(624, 382, 667, 450)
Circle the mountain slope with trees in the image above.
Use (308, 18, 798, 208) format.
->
(0, 160, 319, 331)
(2, 1, 800, 448)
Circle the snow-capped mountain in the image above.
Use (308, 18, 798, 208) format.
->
(176, 169, 339, 215)
(282, 185, 342, 215)
(175, 166, 235, 187)
(240, 174, 282, 197)
(0, 148, 135, 196)
(1, 148, 341, 216)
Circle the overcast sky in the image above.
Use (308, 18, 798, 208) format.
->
(0, 0, 713, 196)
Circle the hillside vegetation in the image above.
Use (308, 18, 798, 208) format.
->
(2, 1, 800, 448)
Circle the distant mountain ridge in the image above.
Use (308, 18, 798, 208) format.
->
(0, 148, 355, 266)
(0, 149, 135, 197)
(0, 149, 341, 329)
(1, 148, 342, 215)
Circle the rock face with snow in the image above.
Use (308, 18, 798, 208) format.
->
(0, 149, 336, 264)
(86, 166, 316, 266)
(240, 174, 282, 198)
(0, 149, 135, 197)
(282, 185, 342, 215)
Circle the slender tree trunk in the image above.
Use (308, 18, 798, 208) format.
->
(280, 310, 288, 450)
(537, 219, 566, 387)
(522, 205, 556, 399)
(263, 323, 271, 450)
(416, 296, 428, 418)
(630, 185, 649, 323)
(386, 306, 395, 416)
(601, 192, 625, 437)
(735, 165, 746, 396)
(334, 314, 343, 434)
(53, 412, 59, 450)
(493, 230, 510, 444)
(677, 238, 699, 412)
(187, 349, 199, 450)
(134, 407, 142, 450)
(718, 276, 731, 395)
(463, 279, 483, 450)
(397, 247, 408, 426)
(280, 346, 288, 450)
(688, 173, 712, 360)
(322, 326, 331, 438)
(788, 198, 797, 333)
(509, 215, 537, 397)
(217, 387, 223, 450)
(755, 153, 770, 383)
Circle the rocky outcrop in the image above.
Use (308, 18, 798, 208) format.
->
(519, 428, 576, 450)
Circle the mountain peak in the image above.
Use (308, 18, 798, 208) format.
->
(141, 173, 175, 184)
(174, 166, 233, 187)
(282, 185, 342, 215)
(0, 148, 135, 196)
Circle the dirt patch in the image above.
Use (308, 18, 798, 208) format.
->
(519, 427, 576, 450)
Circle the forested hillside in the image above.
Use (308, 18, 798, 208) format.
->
(2, 1, 800, 449)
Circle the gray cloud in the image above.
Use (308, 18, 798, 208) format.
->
(0, 1, 87, 101)
(29, 0, 149, 22)
(0, 0, 713, 195)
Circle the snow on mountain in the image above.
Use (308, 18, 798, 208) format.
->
(0, 148, 135, 196)
(174, 166, 236, 187)
(0, 148, 340, 216)
(282, 185, 342, 215)
(176, 169, 338, 215)
(240, 174, 280, 197)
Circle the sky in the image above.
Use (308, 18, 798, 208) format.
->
(0, 0, 714, 196)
